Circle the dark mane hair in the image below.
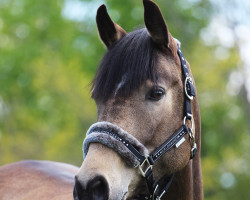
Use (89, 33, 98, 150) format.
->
(91, 28, 158, 102)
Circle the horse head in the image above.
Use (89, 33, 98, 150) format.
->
(74, 0, 202, 199)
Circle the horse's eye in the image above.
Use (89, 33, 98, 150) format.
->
(147, 87, 165, 101)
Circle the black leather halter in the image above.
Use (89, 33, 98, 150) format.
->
(137, 46, 197, 200)
(86, 46, 197, 200)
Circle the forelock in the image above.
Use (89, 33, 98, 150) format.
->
(91, 28, 159, 102)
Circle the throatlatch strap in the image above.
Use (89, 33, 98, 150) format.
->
(141, 174, 174, 200)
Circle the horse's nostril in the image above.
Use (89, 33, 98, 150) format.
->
(74, 176, 84, 200)
(73, 185, 79, 200)
(73, 175, 109, 200)
(88, 176, 109, 200)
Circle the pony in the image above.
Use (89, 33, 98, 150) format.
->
(0, 0, 203, 200)
(74, 0, 202, 199)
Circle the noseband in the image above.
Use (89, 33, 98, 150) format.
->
(83, 46, 197, 200)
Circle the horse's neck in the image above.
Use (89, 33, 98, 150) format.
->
(165, 98, 203, 200)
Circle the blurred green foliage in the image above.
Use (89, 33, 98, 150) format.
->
(0, 0, 249, 199)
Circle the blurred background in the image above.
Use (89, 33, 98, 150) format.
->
(0, 0, 249, 199)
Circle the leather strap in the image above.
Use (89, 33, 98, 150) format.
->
(149, 125, 189, 164)
(177, 47, 196, 120)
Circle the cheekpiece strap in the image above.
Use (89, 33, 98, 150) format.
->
(177, 47, 196, 120)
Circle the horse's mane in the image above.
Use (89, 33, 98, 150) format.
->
(91, 28, 158, 102)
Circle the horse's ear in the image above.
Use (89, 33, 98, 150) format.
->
(143, 0, 171, 49)
(96, 4, 126, 48)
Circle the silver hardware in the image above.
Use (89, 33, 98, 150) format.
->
(138, 157, 152, 177)
(152, 184, 159, 200)
(184, 76, 194, 100)
(191, 141, 197, 159)
(156, 190, 166, 200)
(175, 137, 186, 148)
(153, 184, 166, 200)
(188, 128, 197, 159)
(183, 115, 193, 131)
(188, 128, 194, 140)
(191, 142, 197, 150)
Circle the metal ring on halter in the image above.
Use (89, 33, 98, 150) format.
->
(183, 115, 193, 132)
(184, 77, 194, 100)
(188, 128, 195, 140)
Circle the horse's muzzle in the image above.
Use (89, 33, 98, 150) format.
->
(73, 175, 109, 200)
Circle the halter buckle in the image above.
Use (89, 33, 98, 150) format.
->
(138, 157, 153, 177)
(184, 77, 194, 100)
